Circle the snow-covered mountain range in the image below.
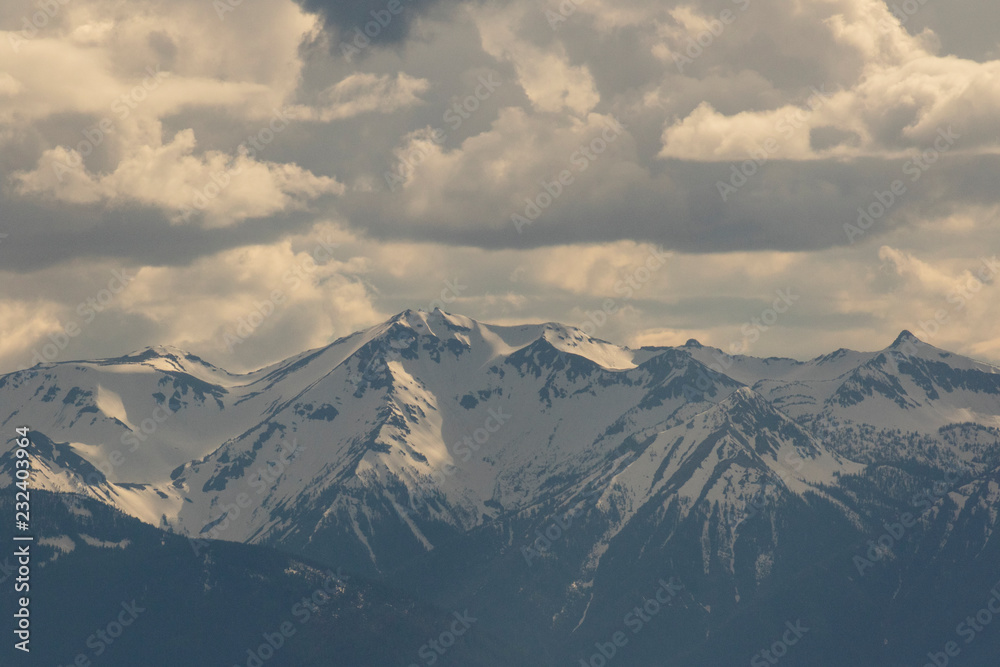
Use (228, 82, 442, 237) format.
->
(4, 310, 1000, 665)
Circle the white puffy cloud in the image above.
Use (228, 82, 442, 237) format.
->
(0, 0, 416, 229)
(0, 223, 381, 372)
(471, 3, 600, 116)
(13, 129, 344, 227)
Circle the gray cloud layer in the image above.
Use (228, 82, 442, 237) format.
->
(1, 0, 999, 373)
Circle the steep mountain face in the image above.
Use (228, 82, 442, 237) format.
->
(1, 309, 749, 574)
(682, 331, 1000, 475)
(0, 491, 523, 667)
(590, 386, 863, 575)
(3, 310, 1000, 664)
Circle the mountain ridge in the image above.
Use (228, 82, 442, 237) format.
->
(4, 310, 998, 562)
(3, 310, 1000, 664)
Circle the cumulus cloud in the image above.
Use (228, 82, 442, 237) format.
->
(876, 245, 1000, 359)
(14, 129, 345, 227)
(118, 231, 380, 367)
(659, 58, 1000, 161)
(472, 3, 600, 116)
(0, 223, 381, 372)
(2, 0, 1000, 372)
(294, 72, 430, 121)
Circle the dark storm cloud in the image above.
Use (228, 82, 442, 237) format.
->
(0, 193, 333, 272)
(296, 0, 452, 49)
(336, 154, 1000, 253)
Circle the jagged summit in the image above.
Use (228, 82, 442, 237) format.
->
(727, 385, 761, 402)
(15, 312, 1000, 420)
(882, 328, 976, 363)
(107, 345, 231, 378)
(96, 344, 205, 366)
(136, 344, 189, 356)
(891, 329, 922, 347)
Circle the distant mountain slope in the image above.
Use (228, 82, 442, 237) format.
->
(683, 331, 1000, 431)
(0, 491, 527, 667)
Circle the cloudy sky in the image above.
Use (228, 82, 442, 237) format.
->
(1, 0, 998, 373)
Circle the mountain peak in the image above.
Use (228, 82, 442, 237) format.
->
(145, 344, 189, 356)
(724, 385, 765, 407)
(119, 344, 192, 361)
(891, 330, 921, 347)
(110, 344, 230, 379)
(381, 308, 476, 338)
(388, 308, 426, 327)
